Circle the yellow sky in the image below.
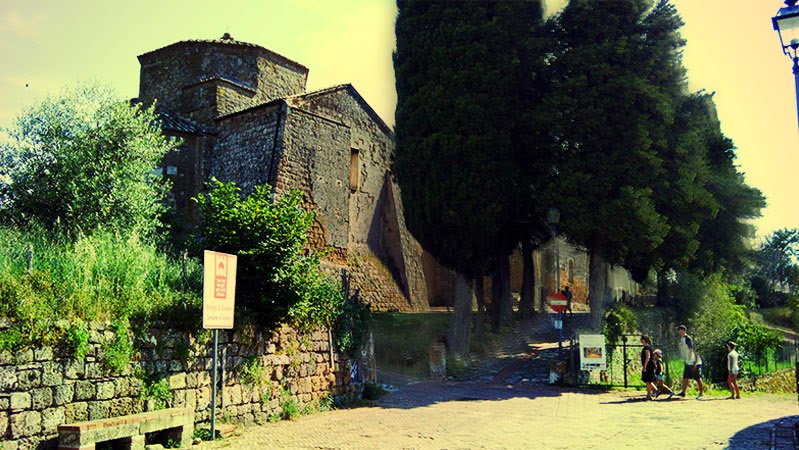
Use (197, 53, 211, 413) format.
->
(0, 0, 795, 239)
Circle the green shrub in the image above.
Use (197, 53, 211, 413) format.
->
(140, 376, 172, 410)
(361, 383, 388, 401)
(66, 321, 90, 359)
(103, 319, 135, 374)
(603, 303, 638, 347)
(0, 226, 202, 350)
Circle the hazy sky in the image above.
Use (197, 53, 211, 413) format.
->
(0, 0, 795, 239)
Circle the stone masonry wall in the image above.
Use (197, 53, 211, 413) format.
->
(138, 40, 307, 125)
(212, 103, 284, 194)
(277, 107, 351, 250)
(0, 321, 354, 450)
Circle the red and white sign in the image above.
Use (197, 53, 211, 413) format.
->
(547, 292, 568, 313)
(203, 250, 237, 329)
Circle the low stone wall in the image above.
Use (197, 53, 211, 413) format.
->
(0, 321, 355, 449)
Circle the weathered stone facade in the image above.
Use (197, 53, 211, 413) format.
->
(138, 34, 431, 312)
(0, 321, 355, 449)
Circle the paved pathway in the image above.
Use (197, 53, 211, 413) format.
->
(197, 313, 799, 449)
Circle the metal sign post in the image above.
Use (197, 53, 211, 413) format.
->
(202, 250, 237, 440)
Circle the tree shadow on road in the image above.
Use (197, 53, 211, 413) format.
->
(375, 381, 609, 410)
(726, 415, 799, 449)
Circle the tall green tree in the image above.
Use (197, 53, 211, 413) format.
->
(542, 0, 674, 326)
(394, 1, 548, 350)
(753, 228, 799, 298)
(0, 83, 175, 240)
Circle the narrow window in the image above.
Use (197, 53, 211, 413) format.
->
(350, 148, 360, 192)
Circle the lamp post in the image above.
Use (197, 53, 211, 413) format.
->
(773, 0, 799, 405)
(773, 1, 799, 131)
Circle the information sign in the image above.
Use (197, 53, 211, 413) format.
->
(203, 250, 237, 329)
(579, 334, 607, 371)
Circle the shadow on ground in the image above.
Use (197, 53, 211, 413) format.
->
(375, 381, 609, 410)
(726, 415, 798, 450)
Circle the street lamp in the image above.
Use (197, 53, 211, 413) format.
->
(773, 1, 799, 130)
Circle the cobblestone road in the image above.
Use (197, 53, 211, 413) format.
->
(196, 313, 799, 449)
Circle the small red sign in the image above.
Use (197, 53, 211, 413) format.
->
(547, 292, 568, 313)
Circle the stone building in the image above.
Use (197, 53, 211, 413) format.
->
(135, 33, 638, 315)
(136, 33, 430, 312)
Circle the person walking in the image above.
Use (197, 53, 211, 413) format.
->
(727, 341, 741, 399)
(640, 335, 656, 400)
(675, 325, 704, 399)
(652, 349, 675, 399)
(561, 286, 573, 316)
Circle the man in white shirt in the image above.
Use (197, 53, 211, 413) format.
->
(675, 325, 704, 399)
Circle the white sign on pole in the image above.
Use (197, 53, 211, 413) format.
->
(203, 250, 237, 329)
(579, 334, 607, 371)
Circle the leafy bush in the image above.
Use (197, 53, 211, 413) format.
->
(66, 320, 90, 359)
(103, 319, 135, 374)
(194, 179, 361, 336)
(603, 303, 638, 346)
(0, 82, 177, 240)
(140, 376, 172, 410)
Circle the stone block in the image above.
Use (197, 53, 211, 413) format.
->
(169, 373, 186, 390)
(110, 397, 135, 417)
(33, 347, 53, 361)
(10, 411, 41, 439)
(40, 361, 63, 386)
(9, 392, 31, 410)
(54, 383, 74, 405)
(63, 360, 85, 379)
(87, 400, 110, 420)
(0, 366, 17, 390)
(114, 377, 131, 397)
(196, 386, 211, 411)
(74, 380, 95, 401)
(96, 381, 115, 400)
(15, 369, 41, 391)
(64, 401, 88, 423)
(31, 387, 53, 410)
(0, 350, 13, 365)
(41, 407, 65, 435)
(84, 361, 103, 379)
(14, 350, 33, 365)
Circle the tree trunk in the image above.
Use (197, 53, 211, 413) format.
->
(447, 272, 474, 355)
(474, 276, 486, 341)
(519, 240, 535, 319)
(588, 240, 611, 329)
(491, 254, 513, 332)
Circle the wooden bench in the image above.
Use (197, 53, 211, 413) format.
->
(58, 407, 194, 450)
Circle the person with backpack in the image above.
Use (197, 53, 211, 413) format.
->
(675, 325, 704, 399)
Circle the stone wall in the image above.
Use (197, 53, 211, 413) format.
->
(0, 321, 355, 450)
(212, 102, 284, 194)
(138, 38, 308, 125)
(278, 106, 351, 250)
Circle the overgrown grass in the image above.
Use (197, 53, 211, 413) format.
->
(0, 226, 202, 349)
(372, 312, 450, 381)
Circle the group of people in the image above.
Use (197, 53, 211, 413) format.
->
(638, 325, 740, 400)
